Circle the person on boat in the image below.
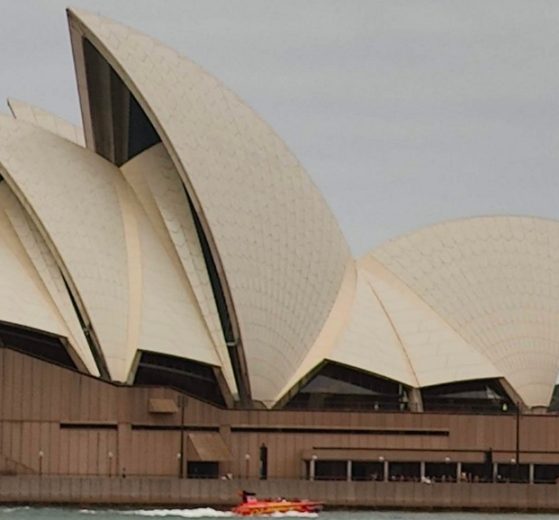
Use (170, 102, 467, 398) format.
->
(241, 491, 257, 503)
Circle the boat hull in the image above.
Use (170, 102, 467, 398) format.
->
(232, 499, 323, 515)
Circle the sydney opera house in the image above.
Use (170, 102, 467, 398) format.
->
(2, 8, 559, 491)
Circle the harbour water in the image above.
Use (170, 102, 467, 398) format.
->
(0, 509, 552, 520)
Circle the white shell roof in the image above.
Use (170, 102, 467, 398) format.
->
(2, 10, 558, 411)
(0, 184, 88, 358)
(0, 184, 98, 374)
(120, 146, 232, 383)
(121, 144, 237, 394)
(68, 8, 351, 402)
(0, 115, 220, 381)
(372, 216, 559, 407)
(359, 256, 502, 388)
(276, 253, 503, 405)
(328, 266, 418, 387)
(7, 98, 85, 146)
(0, 114, 130, 378)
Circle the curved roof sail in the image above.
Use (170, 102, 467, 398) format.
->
(67, 8, 351, 404)
(0, 116, 222, 383)
(372, 216, 559, 407)
(7, 98, 85, 146)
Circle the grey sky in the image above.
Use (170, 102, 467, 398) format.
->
(1, 1, 558, 255)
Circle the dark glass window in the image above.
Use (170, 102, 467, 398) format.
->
(259, 444, 268, 480)
(134, 351, 226, 407)
(187, 195, 234, 345)
(0, 322, 76, 369)
(461, 462, 493, 483)
(187, 461, 219, 479)
(127, 94, 160, 160)
(187, 193, 250, 404)
(548, 385, 559, 411)
(388, 462, 420, 481)
(534, 464, 559, 484)
(314, 460, 347, 480)
(284, 362, 408, 411)
(496, 463, 529, 483)
(421, 379, 515, 413)
(425, 462, 457, 482)
(61, 276, 109, 379)
(83, 38, 161, 165)
(351, 461, 384, 481)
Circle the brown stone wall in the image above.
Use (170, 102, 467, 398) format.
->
(0, 477, 559, 510)
(2, 348, 559, 480)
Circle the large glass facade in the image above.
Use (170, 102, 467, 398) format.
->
(82, 38, 161, 166)
(284, 362, 409, 411)
(421, 379, 515, 412)
(134, 351, 226, 407)
(0, 321, 76, 369)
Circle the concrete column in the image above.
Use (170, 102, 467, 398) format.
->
(492, 462, 498, 482)
(309, 457, 316, 481)
(529, 464, 534, 484)
(408, 388, 423, 412)
(420, 461, 426, 481)
(346, 460, 352, 482)
(456, 462, 462, 483)
(383, 461, 389, 482)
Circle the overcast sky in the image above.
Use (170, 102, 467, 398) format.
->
(1, 1, 558, 255)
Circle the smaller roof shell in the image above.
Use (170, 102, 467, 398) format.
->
(372, 216, 559, 407)
(0, 116, 222, 382)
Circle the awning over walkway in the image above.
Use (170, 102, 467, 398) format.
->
(148, 398, 178, 414)
(187, 433, 232, 461)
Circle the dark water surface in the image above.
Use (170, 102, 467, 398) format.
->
(0, 509, 553, 520)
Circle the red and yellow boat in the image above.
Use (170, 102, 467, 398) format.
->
(232, 491, 323, 516)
